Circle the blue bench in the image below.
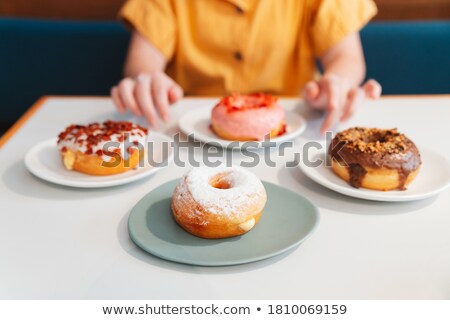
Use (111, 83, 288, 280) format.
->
(1, 18, 449, 127)
(361, 21, 450, 95)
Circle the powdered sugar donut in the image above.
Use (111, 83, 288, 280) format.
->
(171, 167, 267, 239)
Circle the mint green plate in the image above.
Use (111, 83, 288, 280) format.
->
(128, 180, 320, 266)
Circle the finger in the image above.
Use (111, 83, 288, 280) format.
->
(303, 81, 320, 101)
(304, 80, 329, 110)
(320, 78, 340, 134)
(362, 79, 382, 99)
(151, 76, 171, 121)
(341, 87, 364, 122)
(135, 74, 158, 126)
(118, 78, 141, 116)
(110, 86, 125, 113)
(168, 83, 183, 104)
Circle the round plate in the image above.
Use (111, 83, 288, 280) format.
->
(178, 108, 307, 149)
(299, 146, 450, 202)
(128, 179, 320, 266)
(24, 132, 173, 188)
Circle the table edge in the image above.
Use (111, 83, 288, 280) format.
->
(1, 94, 449, 149)
(0, 96, 48, 149)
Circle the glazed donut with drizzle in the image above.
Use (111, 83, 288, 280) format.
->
(57, 120, 148, 175)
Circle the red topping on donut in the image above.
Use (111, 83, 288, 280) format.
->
(277, 123, 287, 136)
(219, 93, 278, 112)
(57, 120, 148, 156)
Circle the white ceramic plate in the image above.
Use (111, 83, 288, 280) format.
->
(298, 146, 450, 202)
(24, 132, 173, 188)
(178, 108, 307, 149)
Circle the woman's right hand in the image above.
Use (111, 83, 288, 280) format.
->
(110, 71, 183, 126)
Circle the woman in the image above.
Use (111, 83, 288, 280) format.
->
(111, 0, 381, 133)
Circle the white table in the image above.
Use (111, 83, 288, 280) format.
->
(1, 96, 449, 299)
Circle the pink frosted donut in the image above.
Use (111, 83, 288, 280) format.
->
(211, 93, 286, 141)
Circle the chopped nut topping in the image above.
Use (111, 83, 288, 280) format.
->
(335, 127, 409, 154)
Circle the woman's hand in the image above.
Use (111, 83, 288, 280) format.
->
(111, 71, 183, 126)
(303, 74, 382, 134)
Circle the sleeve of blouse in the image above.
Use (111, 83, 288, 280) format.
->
(119, 0, 176, 60)
(310, 0, 377, 57)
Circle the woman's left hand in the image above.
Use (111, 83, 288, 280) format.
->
(303, 73, 382, 134)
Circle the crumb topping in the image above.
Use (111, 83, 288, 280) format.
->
(335, 127, 409, 154)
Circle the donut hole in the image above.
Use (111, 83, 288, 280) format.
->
(209, 173, 233, 189)
(367, 132, 387, 143)
(343, 128, 406, 154)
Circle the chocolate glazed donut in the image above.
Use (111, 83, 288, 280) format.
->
(329, 127, 421, 191)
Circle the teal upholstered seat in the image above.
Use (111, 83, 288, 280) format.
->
(361, 21, 450, 94)
(0, 19, 129, 127)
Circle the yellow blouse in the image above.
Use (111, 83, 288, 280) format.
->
(120, 0, 377, 96)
